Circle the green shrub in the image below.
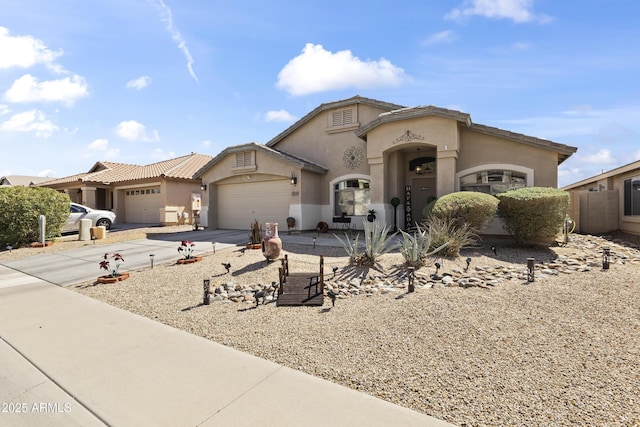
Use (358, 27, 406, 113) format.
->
(0, 186, 70, 248)
(399, 223, 449, 268)
(427, 191, 499, 231)
(335, 220, 398, 266)
(425, 214, 479, 257)
(496, 187, 569, 245)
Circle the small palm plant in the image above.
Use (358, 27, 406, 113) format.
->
(249, 219, 262, 245)
(99, 252, 125, 277)
(399, 223, 449, 268)
(335, 220, 399, 266)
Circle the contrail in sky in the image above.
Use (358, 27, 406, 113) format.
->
(148, 0, 199, 83)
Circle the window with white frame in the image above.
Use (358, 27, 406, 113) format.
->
(460, 169, 527, 195)
(624, 177, 640, 216)
(334, 179, 370, 216)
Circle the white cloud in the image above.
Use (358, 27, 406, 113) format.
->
(37, 169, 55, 177)
(445, 0, 552, 24)
(265, 109, 298, 123)
(126, 76, 152, 90)
(0, 27, 63, 71)
(0, 110, 58, 137)
(0, 104, 9, 115)
(201, 140, 211, 148)
(422, 30, 457, 46)
(151, 148, 176, 161)
(577, 149, 617, 165)
(147, 0, 199, 83)
(115, 120, 159, 142)
(277, 43, 407, 96)
(3, 74, 89, 106)
(88, 138, 109, 150)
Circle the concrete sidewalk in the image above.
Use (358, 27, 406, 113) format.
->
(0, 238, 453, 426)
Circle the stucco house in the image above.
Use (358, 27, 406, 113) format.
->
(195, 96, 577, 232)
(39, 153, 213, 225)
(563, 159, 640, 235)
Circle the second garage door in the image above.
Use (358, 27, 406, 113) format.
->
(217, 179, 291, 229)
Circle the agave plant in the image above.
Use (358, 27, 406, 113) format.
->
(336, 220, 398, 266)
(399, 223, 449, 268)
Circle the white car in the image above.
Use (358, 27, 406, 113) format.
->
(63, 203, 116, 232)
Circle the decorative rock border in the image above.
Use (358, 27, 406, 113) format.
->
(203, 234, 640, 304)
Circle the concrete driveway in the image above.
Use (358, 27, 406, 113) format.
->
(0, 229, 249, 287)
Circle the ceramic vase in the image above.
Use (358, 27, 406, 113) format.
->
(262, 222, 282, 260)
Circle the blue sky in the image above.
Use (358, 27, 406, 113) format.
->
(1, 0, 638, 187)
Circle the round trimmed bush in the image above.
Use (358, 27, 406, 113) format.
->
(426, 191, 499, 231)
(496, 187, 569, 245)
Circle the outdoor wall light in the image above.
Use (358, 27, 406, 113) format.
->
(527, 257, 535, 282)
(290, 172, 298, 186)
(150, 254, 155, 269)
(200, 183, 207, 191)
(602, 247, 610, 270)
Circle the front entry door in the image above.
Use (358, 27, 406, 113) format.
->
(411, 177, 436, 222)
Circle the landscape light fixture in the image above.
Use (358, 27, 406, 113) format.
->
(602, 247, 610, 270)
(290, 172, 297, 186)
(527, 257, 535, 282)
(408, 267, 415, 293)
(212, 242, 216, 254)
(203, 278, 211, 305)
(313, 236, 317, 248)
(149, 254, 155, 269)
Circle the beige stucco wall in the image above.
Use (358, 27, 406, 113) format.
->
(458, 130, 559, 187)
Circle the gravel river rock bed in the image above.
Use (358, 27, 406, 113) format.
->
(71, 234, 640, 427)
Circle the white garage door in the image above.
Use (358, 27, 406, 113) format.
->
(218, 179, 291, 229)
(124, 187, 163, 223)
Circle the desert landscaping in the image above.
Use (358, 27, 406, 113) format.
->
(23, 226, 634, 427)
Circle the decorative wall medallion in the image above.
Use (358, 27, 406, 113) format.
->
(343, 146, 364, 169)
(393, 130, 424, 144)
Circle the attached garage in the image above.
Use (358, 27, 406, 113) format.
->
(217, 179, 291, 229)
(124, 187, 163, 223)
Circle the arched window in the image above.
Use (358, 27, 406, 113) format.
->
(334, 179, 370, 216)
(460, 169, 527, 195)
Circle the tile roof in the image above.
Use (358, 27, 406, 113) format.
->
(194, 142, 328, 179)
(38, 153, 213, 187)
(0, 175, 52, 186)
(265, 95, 405, 148)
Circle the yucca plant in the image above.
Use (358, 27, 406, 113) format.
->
(426, 214, 478, 257)
(399, 223, 449, 268)
(335, 220, 399, 266)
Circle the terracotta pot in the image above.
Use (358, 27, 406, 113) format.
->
(177, 256, 203, 265)
(29, 241, 54, 248)
(246, 243, 262, 249)
(262, 222, 282, 260)
(97, 272, 130, 284)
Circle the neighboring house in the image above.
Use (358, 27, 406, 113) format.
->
(195, 96, 577, 231)
(39, 153, 213, 225)
(563, 159, 640, 235)
(0, 175, 51, 187)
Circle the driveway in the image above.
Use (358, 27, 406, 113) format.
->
(0, 229, 249, 287)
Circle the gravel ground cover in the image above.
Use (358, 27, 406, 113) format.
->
(58, 230, 640, 427)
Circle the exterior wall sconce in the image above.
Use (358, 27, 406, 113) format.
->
(290, 172, 297, 186)
(527, 257, 535, 282)
(602, 247, 610, 270)
(200, 183, 207, 191)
